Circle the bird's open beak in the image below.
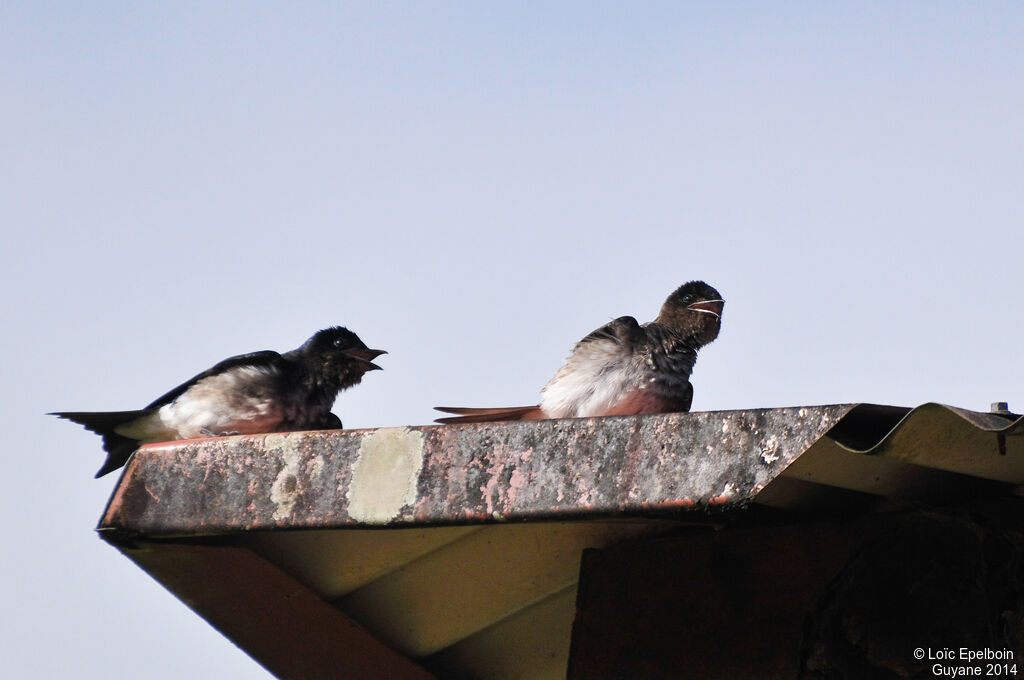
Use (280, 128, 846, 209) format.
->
(688, 299, 724, 318)
(344, 348, 387, 371)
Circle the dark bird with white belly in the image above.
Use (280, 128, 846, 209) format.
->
(52, 326, 385, 477)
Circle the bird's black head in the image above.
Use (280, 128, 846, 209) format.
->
(298, 327, 387, 390)
(656, 281, 724, 347)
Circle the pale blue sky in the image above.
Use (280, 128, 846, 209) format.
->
(3, 3, 1022, 677)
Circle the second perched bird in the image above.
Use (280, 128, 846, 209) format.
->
(52, 326, 385, 477)
(436, 281, 723, 423)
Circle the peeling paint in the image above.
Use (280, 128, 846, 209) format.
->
(709, 482, 736, 505)
(507, 469, 529, 505)
(309, 454, 324, 479)
(346, 427, 424, 524)
(480, 461, 505, 516)
(267, 434, 301, 521)
(761, 436, 781, 465)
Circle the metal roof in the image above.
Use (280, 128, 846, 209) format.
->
(98, 403, 1024, 679)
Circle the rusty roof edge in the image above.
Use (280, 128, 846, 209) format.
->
(98, 405, 856, 537)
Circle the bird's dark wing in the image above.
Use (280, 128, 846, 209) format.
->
(317, 412, 343, 430)
(577, 316, 645, 349)
(144, 350, 284, 409)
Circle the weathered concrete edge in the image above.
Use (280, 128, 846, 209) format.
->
(100, 406, 855, 538)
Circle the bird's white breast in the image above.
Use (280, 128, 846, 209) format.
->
(539, 338, 648, 418)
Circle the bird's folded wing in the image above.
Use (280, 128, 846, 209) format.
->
(145, 350, 283, 409)
(577, 315, 644, 347)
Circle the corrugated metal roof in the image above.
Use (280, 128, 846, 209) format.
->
(97, 403, 1024, 679)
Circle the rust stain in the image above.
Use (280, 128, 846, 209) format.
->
(144, 484, 161, 503)
(507, 468, 529, 505)
(661, 498, 697, 509)
(480, 460, 505, 516)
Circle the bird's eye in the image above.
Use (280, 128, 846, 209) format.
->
(333, 338, 345, 348)
(681, 294, 694, 304)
